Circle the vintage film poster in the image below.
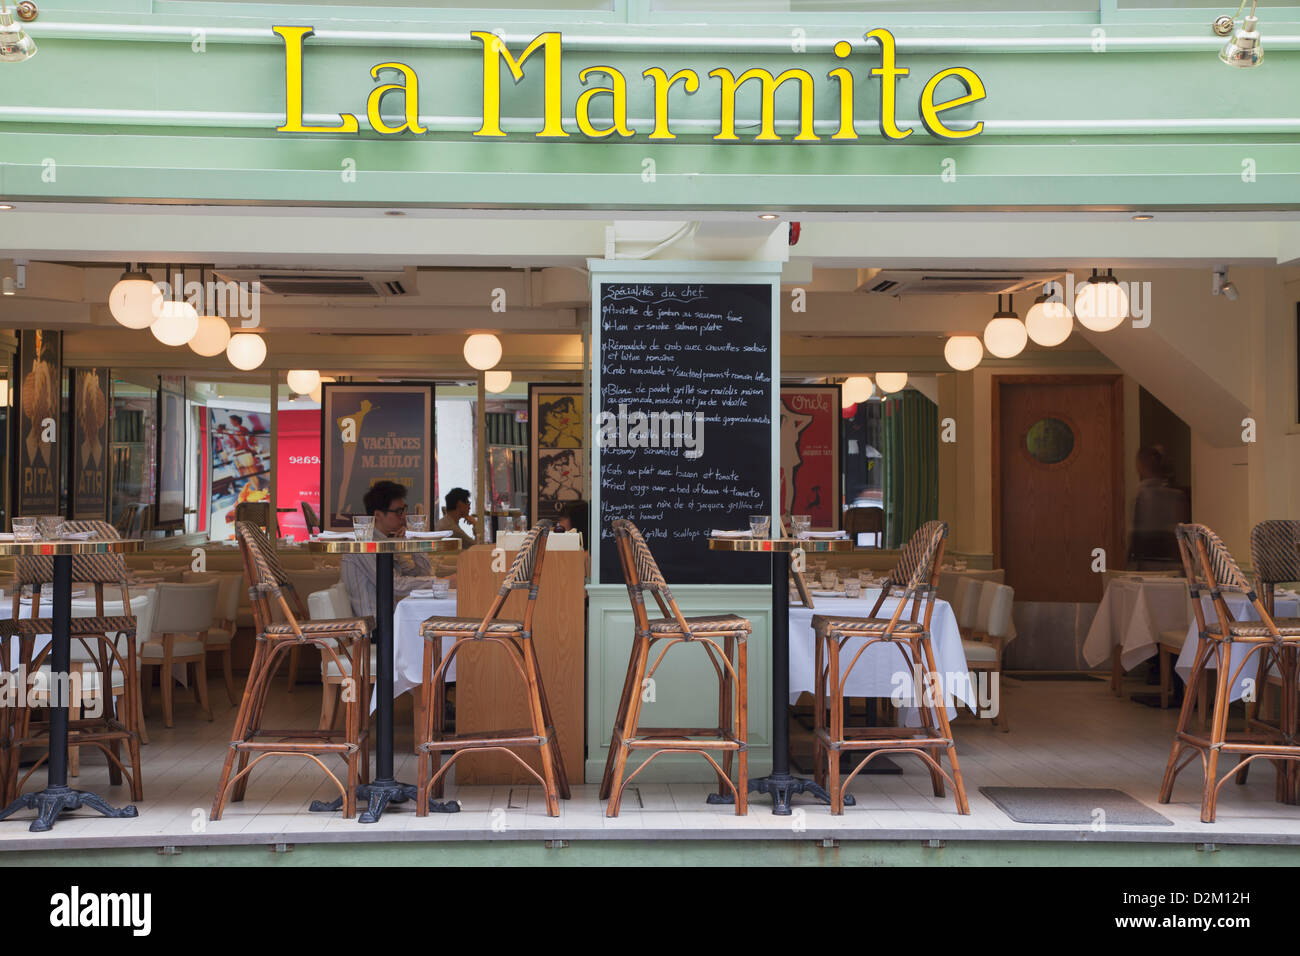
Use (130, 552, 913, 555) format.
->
(208, 406, 272, 540)
(779, 385, 842, 531)
(529, 384, 585, 525)
(321, 383, 433, 530)
(15, 330, 62, 516)
(70, 367, 111, 520)
(155, 375, 187, 529)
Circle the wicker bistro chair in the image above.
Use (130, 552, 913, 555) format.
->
(416, 521, 570, 817)
(4, 520, 144, 805)
(599, 519, 749, 816)
(1239, 520, 1300, 800)
(811, 520, 970, 815)
(1158, 523, 1300, 822)
(211, 522, 372, 820)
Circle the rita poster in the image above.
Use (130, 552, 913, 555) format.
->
(322, 384, 433, 530)
(529, 384, 585, 525)
(16, 330, 61, 516)
(71, 367, 111, 520)
(779, 385, 841, 531)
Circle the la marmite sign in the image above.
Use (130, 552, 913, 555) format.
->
(274, 26, 987, 143)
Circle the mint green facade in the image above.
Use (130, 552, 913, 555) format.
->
(1, 1, 1299, 209)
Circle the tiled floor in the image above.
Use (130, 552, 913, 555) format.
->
(4, 675, 1300, 850)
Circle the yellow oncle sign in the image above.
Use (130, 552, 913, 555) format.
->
(275, 26, 987, 143)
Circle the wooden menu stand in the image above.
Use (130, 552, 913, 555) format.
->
(454, 544, 586, 785)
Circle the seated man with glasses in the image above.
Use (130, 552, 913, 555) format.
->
(341, 480, 436, 618)
(434, 487, 477, 548)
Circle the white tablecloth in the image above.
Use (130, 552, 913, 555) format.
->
(1174, 593, 1300, 702)
(384, 593, 459, 711)
(1082, 575, 1191, 670)
(789, 591, 974, 725)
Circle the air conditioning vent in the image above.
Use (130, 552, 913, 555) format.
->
(857, 269, 1063, 296)
(214, 269, 413, 298)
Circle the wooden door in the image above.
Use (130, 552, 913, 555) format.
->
(994, 376, 1124, 603)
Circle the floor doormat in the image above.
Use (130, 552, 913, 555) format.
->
(980, 787, 1173, 826)
(1006, 672, 1106, 681)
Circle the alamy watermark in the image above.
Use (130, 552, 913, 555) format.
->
(155, 275, 261, 328)
(598, 403, 705, 459)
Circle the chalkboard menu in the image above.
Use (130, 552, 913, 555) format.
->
(597, 281, 773, 586)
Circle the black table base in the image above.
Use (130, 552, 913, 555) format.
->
(310, 779, 460, 822)
(706, 774, 854, 816)
(0, 785, 138, 833)
(0, 554, 138, 832)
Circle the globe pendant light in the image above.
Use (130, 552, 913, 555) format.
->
(983, 294, 1028, 359)
(190, 315, 232, 356)
(875, 372, 909, 394)
(1074, 269, 1129, 332)
(842, 376, 875, 406)
(944, 335, 983, 371)
(485, 370, 513, 394)
(151, 299, 199, 346)
(108, 267, 162, 329)
(1024, 285, 1074, 347)
(463, 333, 502, 371)
(309, 376, 335, 404)
(227, 332, 267, 371)
(287, 369, 322, 395)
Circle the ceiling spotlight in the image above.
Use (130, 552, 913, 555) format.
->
(1212, 266, 1240, 301)
(758, 213, 780, 221)
(0, 2, 37, 63)
(1074, 269, 1130, 332)
(0, 204, 13, 211)
(1132, 213, 1155, 222)
(1217, 1, 1263, 67)
(384, 210, 407, 217)
(983, 294, 1028, 359)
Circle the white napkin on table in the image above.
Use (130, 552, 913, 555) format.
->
(406, 530, 453, 540)
(711, 530, 753, 539)
(315, 531, 354, 540)
(802, 530, 850, 540)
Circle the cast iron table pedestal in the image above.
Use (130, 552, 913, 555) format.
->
(0, 548, 140, 832)
(707, 537, 856, 816)
(308, 544, 460, 822)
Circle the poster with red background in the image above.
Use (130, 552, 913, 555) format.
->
(779, 386, 841, 531)
(277, 409, 321, 540)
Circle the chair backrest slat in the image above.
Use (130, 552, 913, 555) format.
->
(1250, 519, 1300, 616)
(610, 519, 695, 634)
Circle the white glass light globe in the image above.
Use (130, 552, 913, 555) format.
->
(875, 372, 909, 394)
(226, 333, 267, 371)
(189, 315, 231, 356)
(944, 335, 983, 371)
(1025, 297, 1074, 347)
(485, 370, 513, 394)
(108, 272, 162, 329)
(287, 369, 322, 395)
(150, 299, 199, 346)
(309, 376, 335, 405)
(842, 376, 875, 405)
(983, 317, 1028, 359)
(463, 333, 503, 371)
(1074, 279, 1129, 332)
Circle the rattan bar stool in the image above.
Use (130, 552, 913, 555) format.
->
(211, 522, 372, 820)
(4, 520, 144, 805)
(416, 521, 570, 816)
(812, 520, 969, 815)
(599, 519, 749, 817)
(1158, 523, 1300, 822)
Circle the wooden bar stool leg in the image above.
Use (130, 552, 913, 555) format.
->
(532, 641, 570, 800)
(923, 636, 969, 814)
(1159, 640, 1209, 804)
(1201, 642, 1233, 823)
(827, 635, 843, 814)
(606, 634, 650, 818)
(600, 634, 643, 801)
(813, 627, 827, 790)
(734, 636, 749, 816)
(521, 638, 561, 816)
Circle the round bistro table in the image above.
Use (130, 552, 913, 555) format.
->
(0, 537, 143, 832)
(305, 535, 461, 823)
(708, 536, 856, 816)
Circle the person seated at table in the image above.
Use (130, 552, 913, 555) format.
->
(556, 499, 589, 550)
(434, 487, 477, 547)
(1126, 445, 1189, 572)
(341, 480, 436, 618)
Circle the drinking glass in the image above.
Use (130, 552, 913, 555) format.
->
(12, 517, 37, 542)
(792, 514, 811, 538)
(430, 578, 450, 599)
(748, 515, 770, 538)
(406, 514, 428, 534)
(844, 578, 861, 598)
(515, 516, 528, 532)
(36, 516, 64, 540)
(821, 569, 839, 590)
(352, 515, 375, 541)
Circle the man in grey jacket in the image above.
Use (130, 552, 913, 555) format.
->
(340, 480, 434, 618)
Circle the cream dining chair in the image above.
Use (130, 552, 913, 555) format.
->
(961, 580, 1016, 732)
(139, 581, 220, 728)
(309, 583, 378, 731)
(183, 570, 244, 705)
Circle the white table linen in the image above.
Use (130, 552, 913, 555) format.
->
(789, 591, 974, 725)
(382, 592, 459, 712)
(1174, 593, 1300, 702)
(1082, 575, 1191, 670)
